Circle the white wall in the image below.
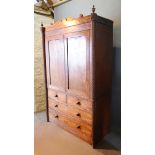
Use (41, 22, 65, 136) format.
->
(54, 0, 121, 47)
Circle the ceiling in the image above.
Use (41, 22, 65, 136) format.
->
(34, 0, 71, 17)
(34, 0, 70, 7)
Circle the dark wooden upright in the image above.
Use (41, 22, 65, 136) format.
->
(41, 6, 113, 148)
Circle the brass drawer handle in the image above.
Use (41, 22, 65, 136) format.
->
(55, 94, 58, 98)
(76, 102, 81, 105)
(77, 125, 81, 129)
(76, 113, 81, 117)
(55, 115, 59, 118)
(55, 104, 58, 107)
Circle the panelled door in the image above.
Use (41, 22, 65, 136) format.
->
(64, 30, 90, 98)
(45, 35, 66, 92)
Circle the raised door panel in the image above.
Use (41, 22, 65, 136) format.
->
(65, 31, 90, 98)
(46, 35, 66, 91)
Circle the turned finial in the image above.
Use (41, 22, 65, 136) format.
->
(41, 22, 43, 27)
(79, 14, 83, 18)
(92, 5, 96, 14)
(41, 22, 45, 32)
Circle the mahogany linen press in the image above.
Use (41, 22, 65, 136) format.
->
(41, 6, 113, 148)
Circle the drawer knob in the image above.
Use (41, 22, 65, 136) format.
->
(55, 115, 59, 118)
(76, 113, 81, 117)
(55, 94, 58, 98)
(55, 104, 58, 107)
(76, 102, 81, 105)
(77, 125, 81, 129)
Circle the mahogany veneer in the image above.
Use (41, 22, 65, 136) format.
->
(41, 6, 113, 148)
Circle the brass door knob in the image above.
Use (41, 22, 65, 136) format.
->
(77, 125, 81, 129)
(76, 102, 81, 105)
(55, 94, 58, 97)
(55, 115, 59, 118)
(76, 113, 81, 117)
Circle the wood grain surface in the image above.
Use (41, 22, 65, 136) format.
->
(42, 12, 113, 147)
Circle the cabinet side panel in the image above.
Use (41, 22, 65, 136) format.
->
(93, 22, 113, 147)
(94, 22, 113, 98)
(93, 96, 111, 146)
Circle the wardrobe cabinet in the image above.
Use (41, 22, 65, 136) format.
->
(41, 7, 113, 148)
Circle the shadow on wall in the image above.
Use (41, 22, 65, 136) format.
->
(111, 47, 121, 134)
(95, 47, 121, 150)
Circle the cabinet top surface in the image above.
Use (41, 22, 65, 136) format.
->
(44, 14, 113, 32)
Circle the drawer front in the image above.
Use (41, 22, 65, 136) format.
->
(67, 95, 92, 112)
(66, 106, 92, 125)
(48, 98, 68, 113)
(48, 89, 66, 103)
(48, 98, 92, 125)
(49, 109, 92, 144)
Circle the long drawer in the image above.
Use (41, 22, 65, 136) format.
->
(48, 98, 92, 125)
(48, 89, 66, 103)
(67, 95, 92, 112)
(48, 108, 92, 144)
